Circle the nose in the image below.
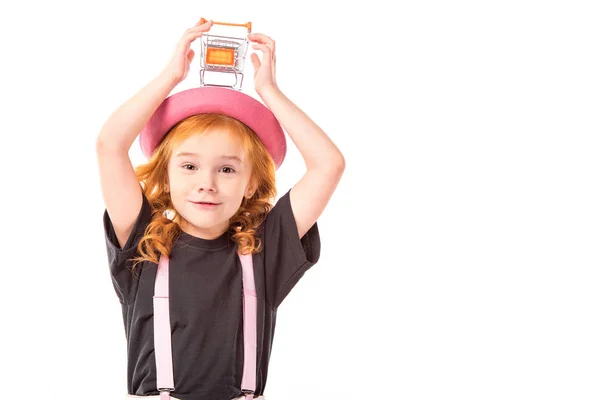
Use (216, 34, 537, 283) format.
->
(195, 169, 218, 193)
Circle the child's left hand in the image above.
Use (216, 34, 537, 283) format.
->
(248, 33, 278, 95)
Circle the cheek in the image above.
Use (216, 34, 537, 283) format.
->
(169, 173, 193, 189)
(222, 175, 246, 188)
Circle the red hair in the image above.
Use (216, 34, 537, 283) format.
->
(129, 113, 277, 273)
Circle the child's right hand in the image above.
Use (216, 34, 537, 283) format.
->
(160, 18, 214, 85)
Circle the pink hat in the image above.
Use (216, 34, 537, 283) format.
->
(139, 86, 287, 169)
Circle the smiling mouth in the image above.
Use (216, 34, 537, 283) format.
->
(191, 201, 221, 208)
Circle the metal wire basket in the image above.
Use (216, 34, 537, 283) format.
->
(198, 19, 251, 90)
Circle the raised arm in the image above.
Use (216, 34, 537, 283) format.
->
(248, 33, 346, 239)
(96, 19, 213, 248)
(96, 72, 177, 248)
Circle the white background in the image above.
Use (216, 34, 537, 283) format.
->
(1, 0, 599, 399)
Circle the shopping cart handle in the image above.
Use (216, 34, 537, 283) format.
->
(200, 18, 252, 33)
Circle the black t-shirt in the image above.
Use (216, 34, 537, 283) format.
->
(102, 188, 320, 400)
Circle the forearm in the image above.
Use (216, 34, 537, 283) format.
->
(96, 71, 178, 151)
(258, 86, 345, 171)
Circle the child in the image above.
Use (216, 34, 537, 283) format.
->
(96, 18, 345, 400)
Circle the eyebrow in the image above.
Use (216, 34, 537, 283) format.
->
(174, 152, 243, 163)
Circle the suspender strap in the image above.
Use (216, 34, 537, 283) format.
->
(153, 251, 257, 400)
(239, 252, 257, 400)
(153, 254, 175, 393)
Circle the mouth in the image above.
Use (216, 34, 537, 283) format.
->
(191, 201, 221, 209)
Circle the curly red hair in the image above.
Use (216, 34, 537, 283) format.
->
(129, 113, 278, 273)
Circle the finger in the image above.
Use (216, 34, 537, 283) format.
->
(252, 43, 273, 65)
(252, 43, 271, 55)
(186, 29, 207, 40)
(180, 28, 207, 45)
(248, 33, 275, 52)
(187, 49, 195, 63)
(194, 18, 212, 27)
(250, 53, 261, 73)
(192, 20, 213, 31)
(192, 19, 213, 29)
(183, 21, 213, 38)
(248, 32, 274, 45)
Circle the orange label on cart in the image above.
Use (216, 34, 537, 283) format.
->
(206, 47, 235, 66)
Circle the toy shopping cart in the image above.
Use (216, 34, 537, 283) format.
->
(198, 18, 251, 90)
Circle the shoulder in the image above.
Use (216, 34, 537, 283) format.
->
(256, 189, 290, 235)
(259, 188, 320, 258)
(103, 192, 153, 254)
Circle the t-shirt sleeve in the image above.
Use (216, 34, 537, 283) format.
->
(261, 188, 321, 309)
(102, 193, 153, 305)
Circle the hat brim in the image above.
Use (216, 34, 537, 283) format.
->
(139, 86, 286, 169)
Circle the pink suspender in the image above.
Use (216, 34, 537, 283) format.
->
(239, 252, 258, 396)
(153, 251, 257, 400)
(153, 255, 175, 399)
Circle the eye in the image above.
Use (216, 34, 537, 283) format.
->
(182, 164, 196, 171)
(220, 166, 236, 174)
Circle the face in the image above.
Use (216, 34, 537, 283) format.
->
(166, 126, 254, 239)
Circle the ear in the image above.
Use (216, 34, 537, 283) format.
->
(245, 179, 257, 199)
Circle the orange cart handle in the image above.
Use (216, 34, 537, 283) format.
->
(200, 18, 252, 33)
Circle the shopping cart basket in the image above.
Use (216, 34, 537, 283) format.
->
(198, 18, 252, 90)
